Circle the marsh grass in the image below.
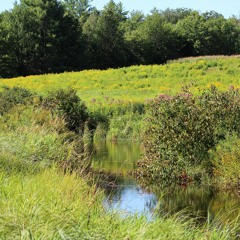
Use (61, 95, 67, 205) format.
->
(0, 165, 239, 239)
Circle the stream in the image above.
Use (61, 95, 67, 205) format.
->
(90, 141, 240, 222)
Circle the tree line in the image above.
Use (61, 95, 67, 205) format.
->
(0, 0, 239, 78)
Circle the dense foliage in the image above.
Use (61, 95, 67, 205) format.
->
(44, 89, 89, 133)
(0, 87, 33, 115)
(0, 0, 239, 78)
(137, 87, 240, 183)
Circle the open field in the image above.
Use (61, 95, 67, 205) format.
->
(1, 56, 239, 108)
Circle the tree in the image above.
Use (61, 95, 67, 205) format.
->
(160, 8, 192, 24)
(177, 11, 240, 56)
(62, 0, 93, 22)
(84, 0, 128, 69)
(220, 18, 240, 54)
(139, 10, 180, 64)
(176, 12, 208, 56)
(121, 11, 146, 65)
(24, 0, 83, 73)
(82, 9, 100, 68)
(0, 0, 83, 77)
(0, 11, 18, 77)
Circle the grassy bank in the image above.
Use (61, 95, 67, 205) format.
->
(0, 87, 239, 239)
(1, 167, 239, 239)
(0, 129, 238, 239)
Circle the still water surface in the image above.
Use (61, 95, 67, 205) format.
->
(91, 142, 240, 222)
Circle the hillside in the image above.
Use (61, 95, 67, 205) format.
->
(1, 56, 239, 108)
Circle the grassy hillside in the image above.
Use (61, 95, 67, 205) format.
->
(1, 56, 239, 142)
(1, 56, 239, 107)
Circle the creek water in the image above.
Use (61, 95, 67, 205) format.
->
(90, 141, 240, 222)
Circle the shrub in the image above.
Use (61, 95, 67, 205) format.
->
(88, 109, 109, 133)
(0, 87, 33, 115)
(44, 89, 88, 134)
(137, 86, 240, 182)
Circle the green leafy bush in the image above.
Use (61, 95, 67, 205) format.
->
(44, 89, 88, 133)
(137, 86, 240, 182)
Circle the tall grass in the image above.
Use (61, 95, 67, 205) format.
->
(210, 134, 240, 188)
(0, 167, 238, 239)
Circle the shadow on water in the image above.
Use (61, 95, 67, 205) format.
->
(89, 141, 240, 223)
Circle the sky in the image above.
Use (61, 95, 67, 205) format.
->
(0, 0, 239, 18)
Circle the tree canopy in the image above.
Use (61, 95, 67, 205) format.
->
(0, 0, 239, 78)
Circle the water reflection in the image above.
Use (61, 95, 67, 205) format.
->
(91, 142, 240, 222)
(91, 141, 139, 176)
(103, 177, 157, 218)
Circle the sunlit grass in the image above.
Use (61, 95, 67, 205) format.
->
(1, 56, 239, 109)
(0, 166, 238, 239)
(1, 56, 239, 142)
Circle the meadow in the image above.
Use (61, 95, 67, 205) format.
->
(1, 56, 239, 142)
(1, 56, 239, 108)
